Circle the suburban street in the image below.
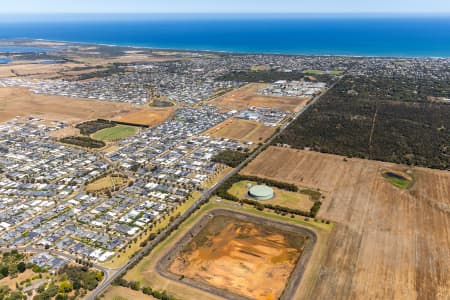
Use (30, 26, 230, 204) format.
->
(85, 77, 342, 300)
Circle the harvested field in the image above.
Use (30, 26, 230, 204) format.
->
(205, 118, 275, 144)
(242, 146, 450, 299)
(0, 62, 85, 78)
(114, 108, 174, 127)
(0, 87, 139, 124)
(210, 83, 310, 113)
(68, 53, 185, 66)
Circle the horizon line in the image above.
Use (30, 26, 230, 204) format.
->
(1, 12, 450, 15)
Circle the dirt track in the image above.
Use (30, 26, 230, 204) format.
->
(242, 146, 450, 299)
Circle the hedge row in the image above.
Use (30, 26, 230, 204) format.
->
(113, 279, 176, 300)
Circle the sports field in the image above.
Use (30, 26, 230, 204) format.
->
(91, 125, 138, 141)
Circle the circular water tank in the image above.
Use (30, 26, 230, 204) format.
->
(248, 185, 274, 200)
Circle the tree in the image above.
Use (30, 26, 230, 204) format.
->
(130, 281, 140, 291)
(5, 290, 24, 300)
(17, 262, 26, 273)
(55, 294, 68, 300)
(0, 265, 9, 277)
(59, 280, 73, 293)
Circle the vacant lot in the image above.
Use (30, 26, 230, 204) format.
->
(210, 83, 310, 113)
(86, 175, 128, 192)
(124, 201, 330, 300)
(206, 117, 275, 144)
(242, 146, 450, 299)
(92, 125, 138, 141)
(168, 214, 307, 300)
(0, 87, 138, 124)
(162, 211, 314, 300)
(0, 269, 35, 290)
(228, 180, 314, 211)
(114, 108, 174, 127)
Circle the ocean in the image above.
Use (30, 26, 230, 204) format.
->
(0, 14, 449, 57)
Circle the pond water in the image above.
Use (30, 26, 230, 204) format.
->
(385, 172, 408, 181)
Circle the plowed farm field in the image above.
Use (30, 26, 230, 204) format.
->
(242, 146, 450, 299)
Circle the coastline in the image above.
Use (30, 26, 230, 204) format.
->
(2, 38, 449, 59)
(0, 14, 449, 58)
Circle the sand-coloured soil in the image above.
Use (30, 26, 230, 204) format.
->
(205, 118, 275, 144)
(169, 215, 307, 300)
(242, 146, 450, 299)
(0, 87, 138, 124)
(114, 108, 174, 127)
(210, 83, 309, 113)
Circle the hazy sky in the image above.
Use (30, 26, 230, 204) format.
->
(2, 0, 450, 14)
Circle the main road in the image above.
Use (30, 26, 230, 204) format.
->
(86, 77, 342, 300)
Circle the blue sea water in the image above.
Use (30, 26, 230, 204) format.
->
(0, 14, 449, 57)
(0, 46, 58, 53)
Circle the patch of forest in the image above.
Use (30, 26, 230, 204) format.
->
(276, 75, 450, 170)
(60, 136, 106, 149)
(76, 119, 116, 135)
